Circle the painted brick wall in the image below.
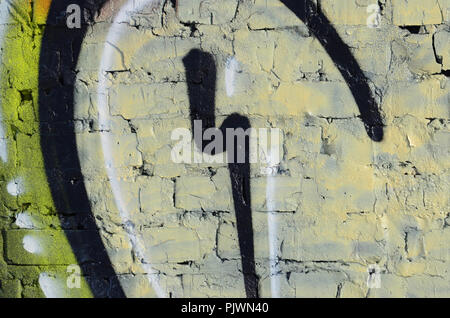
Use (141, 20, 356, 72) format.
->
(0, 0, 449, 298)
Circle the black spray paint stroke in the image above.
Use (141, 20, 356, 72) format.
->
(37, 0, 384, 298)
(38, 0, 125, 297)
(281, 0, 384, 141)
(183, 50, 258, 298)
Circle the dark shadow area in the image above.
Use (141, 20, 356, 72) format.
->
(281, 0, 385, 141)
(38, 0, 125, 298)
(183, 49, 259, 298)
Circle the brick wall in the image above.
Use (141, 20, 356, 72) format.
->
(0, 0, 449, 298)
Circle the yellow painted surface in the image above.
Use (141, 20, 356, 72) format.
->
(0, 0, 448, 298)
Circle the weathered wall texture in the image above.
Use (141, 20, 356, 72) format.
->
(0, 0, 449, 298)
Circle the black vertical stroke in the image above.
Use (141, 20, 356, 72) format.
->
(183, 49, 259, 298)
(281, 0, 384, 141)
(38, 0, 125, 297)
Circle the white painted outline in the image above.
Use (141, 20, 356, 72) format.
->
(265, 155, 280, 298)
(225, 56, 239, 97)
(96, 0, 165, 298)
(0, 0, 10, 162)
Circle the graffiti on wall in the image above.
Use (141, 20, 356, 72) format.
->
(0, 0, 448, 298)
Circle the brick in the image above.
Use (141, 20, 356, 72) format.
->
(2, 0, 450, 299)
(405, 34, 441, 75)
(177, 0, 238, 25)
(139, 227, 202, 263)
(251, 177, 302, 212)
(0, 279, 21, 298)
(0, 234, 4, 266)
(217, 221, 239, 260)
(383, 79, 449, 119)
(181, 261, 245, 297)
(117, 274, 159, 298)
(4, 230, 101, 265)
(392, 0, 444, 25)
(175, 176, 232, 211)
(368, 274, 408, 298)
(280, 225, 355, 262)
(289, 272, 345, 298)
(139, 176, 176, 213)
(133, 117, 190, 162)
(109, 83, 189, 118)
(406, 276, 450, 298)
(320, 0, 375, 26)
(247, 0, 307, 29)
(434, 29, 450, 70)
(424, 229, 450, 261)
(340, 282, 366, 298)
(271, 81, 361, 117)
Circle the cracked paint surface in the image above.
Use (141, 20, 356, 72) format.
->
(1, 0, 449, 298)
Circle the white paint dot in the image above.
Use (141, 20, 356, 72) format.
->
(22, 235, 43, 254)
(39, 273, 63, 298)
(15, 212, 35, 229)
(0, 137, 7, 163)
(7, 178, 24, 196)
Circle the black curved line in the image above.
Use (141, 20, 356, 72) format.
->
(281, 0, 384, 141)
(38, 0, 125, 298)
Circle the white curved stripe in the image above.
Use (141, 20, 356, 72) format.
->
(97, 0, 165, 298)
(263, 147, 281, 297)
(266, 165, 281, 298)
(0, 0, 10, 162)
(225, 56, 239, 97)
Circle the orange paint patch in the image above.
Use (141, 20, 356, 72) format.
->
(33, 0, 52, 24)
